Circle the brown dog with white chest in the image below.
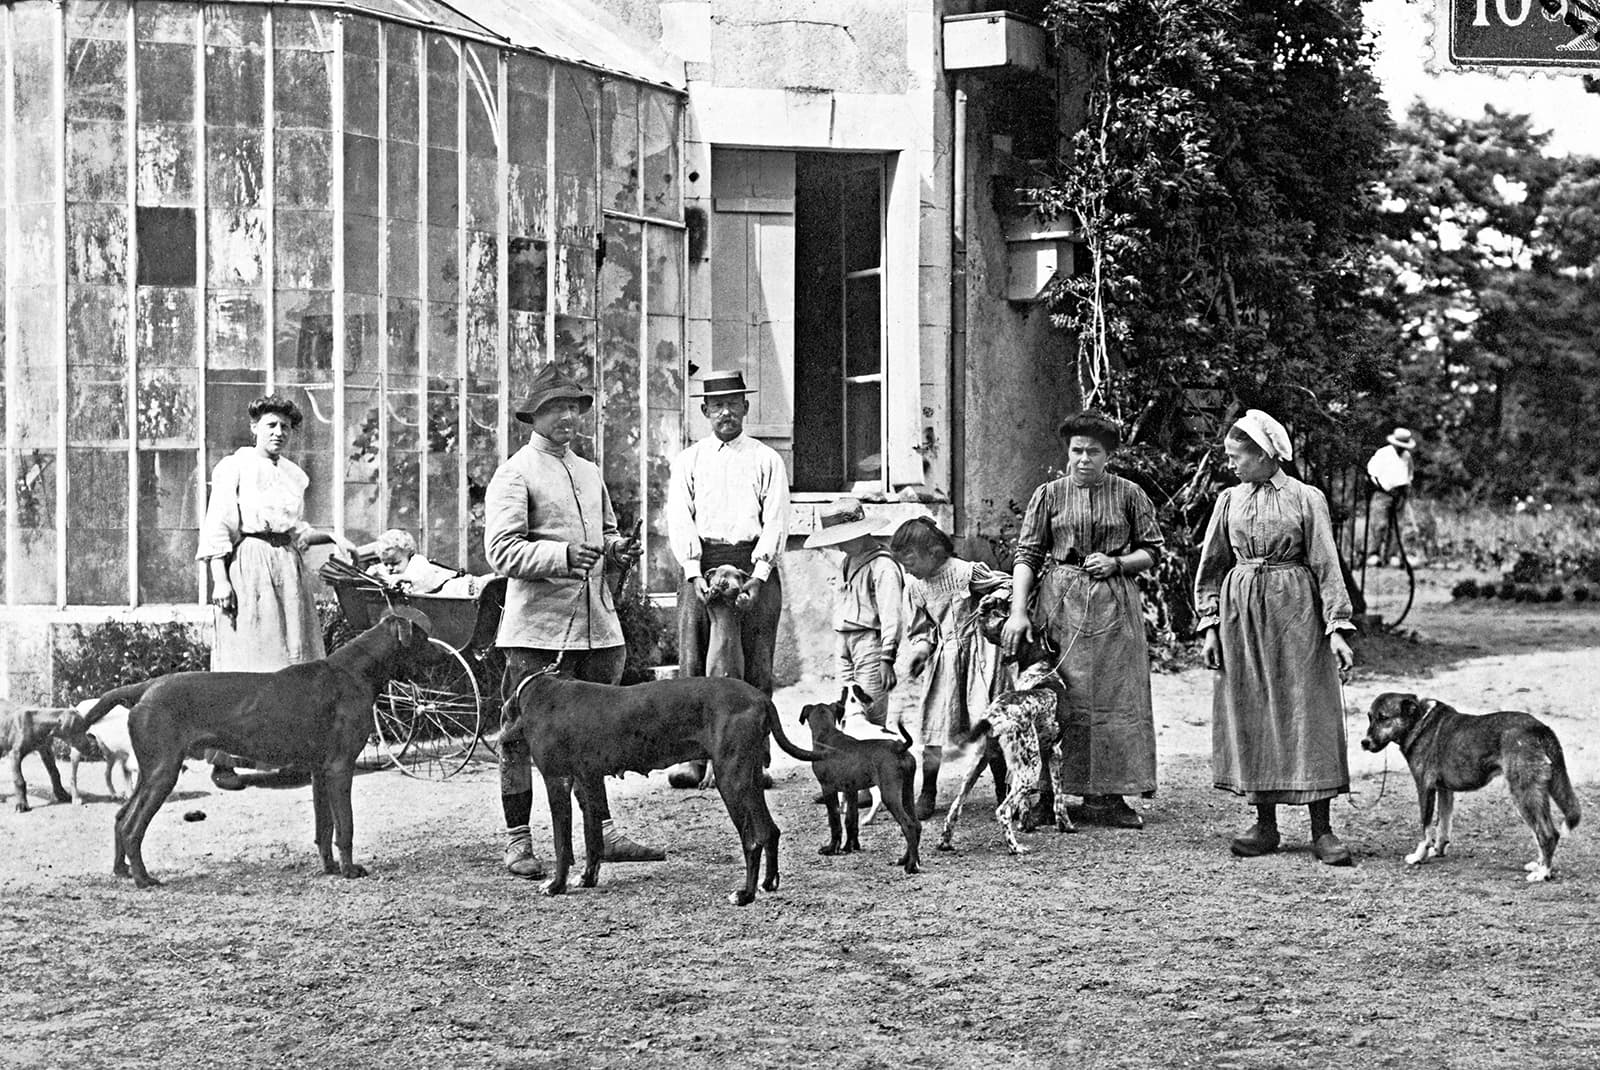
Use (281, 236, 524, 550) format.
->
(1360, 692, 1582, 881)
(798, 689, 921, 873)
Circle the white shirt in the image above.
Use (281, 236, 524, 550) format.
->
(666, 433, 790, 582)
(197, 447, 312, 560)
(1366, 445, 1413, 493)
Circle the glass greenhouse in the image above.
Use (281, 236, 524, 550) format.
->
(0, 0, 687, 607)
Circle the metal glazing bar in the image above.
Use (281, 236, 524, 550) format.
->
(456, 39, 468, 566)
(54, 1, 67, 607)
(377, 21, 389, 530)
(602, 207, 685, 231)
(543, 62, 555, 372)
(125, 2, 138, 605)
(332, 15, 347, 536)
(415, 28, 428, 556)
(2, 5, 14, 605)
(263, 8, 276, 391)
(193, 4, 208, 606)
(496, 47, 508, 462)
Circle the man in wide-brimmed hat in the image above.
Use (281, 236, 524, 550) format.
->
(483, 364, 664, 876)
(663, 369, 791, 787)
(1365, 426, 1418, 567)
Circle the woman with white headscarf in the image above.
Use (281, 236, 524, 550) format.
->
(1193, 410, 1356, 865)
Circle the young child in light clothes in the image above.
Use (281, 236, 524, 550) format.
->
(803, 499, 904, 739)
(889, 517, 1009, 819)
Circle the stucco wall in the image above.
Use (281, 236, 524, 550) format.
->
(707, 1, 909, 93)
(957, 86, 1079, 562)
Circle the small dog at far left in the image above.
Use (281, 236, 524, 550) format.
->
(3, 698, 135, 812)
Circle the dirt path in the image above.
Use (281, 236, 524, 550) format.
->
(4, 571, 1599, 1069)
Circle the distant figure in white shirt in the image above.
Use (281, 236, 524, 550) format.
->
(665, 370, 790, 786)
(1366, 427, 1417, 567)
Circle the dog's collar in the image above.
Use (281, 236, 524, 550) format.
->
(1400, 699, 1444, 753)
(506, 661, 563, 710)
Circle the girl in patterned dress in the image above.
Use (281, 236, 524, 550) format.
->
(890, 518, 1009, 820)
(1002, 410, 1165, 830)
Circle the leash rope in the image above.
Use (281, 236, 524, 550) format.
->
(1341, 673, 1391, 813)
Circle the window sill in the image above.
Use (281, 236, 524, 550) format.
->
(788, 496, 953, 543)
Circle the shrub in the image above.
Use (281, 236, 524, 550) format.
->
(52, 620, 210, 704)
(1498, 581, 1518, 601)
(1574, 586, 1592, 603)
(1546, 586, 1565, 603)
(614, 574, 677, 685)
(1451, 579, 1478, 599)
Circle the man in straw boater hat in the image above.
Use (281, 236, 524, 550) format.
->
(664, 369, 791, 787)
(483, 363, 666, 878)
(1365, 425, 1418, 567)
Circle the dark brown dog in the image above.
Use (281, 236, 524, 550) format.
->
(74, 610, 434, 887)
(2, 702, 77, 812)
(498, 672, 826, 905)
(1360, 692, 1582, 881)
(798, 695, 921, 873)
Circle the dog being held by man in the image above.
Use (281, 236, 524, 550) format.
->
(798, 685, 921, 873)
(498, 670, 829, 905)
(1360, 692, 1582, 882)
(74, 608, 435, 887)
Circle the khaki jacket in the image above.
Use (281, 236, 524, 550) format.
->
(484, 434, 622, 651)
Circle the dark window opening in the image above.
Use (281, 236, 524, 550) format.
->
(136, 206, 197, 286)
(792, 152, 885, 493)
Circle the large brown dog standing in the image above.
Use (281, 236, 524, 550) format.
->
(499, 671, 826, 905)
(74, 610, 434, 888)
(2, 703, 78, 812)
(1361, 692, 1582, 881)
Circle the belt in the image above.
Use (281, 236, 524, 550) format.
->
(1236, 557, 1301, 572)
(241, 531, 295, 548)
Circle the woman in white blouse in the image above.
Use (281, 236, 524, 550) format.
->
(197, 394, 355, 790)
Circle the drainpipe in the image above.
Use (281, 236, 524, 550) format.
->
(950, 83, 968, 540)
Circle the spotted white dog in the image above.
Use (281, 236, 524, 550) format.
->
(938, 660, 1074, 854)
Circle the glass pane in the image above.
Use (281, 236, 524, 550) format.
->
(428, 301, 458, 378)
(844, 274, 881, 377)
(136, 287, 198, 367)
(601, 80, 639, 216)
(68, 203, 129, 285)
(388, 140, 420, 220)
(137, 206, 198, 286)
(275, 129, 332, 209)
(11, 444, 57, 603)
(138, 449, 200, 603)
(842, 165, 882, 273)
(137, 4, 199, 45)
(600, 220, 642, 522)
(67, 284, 129, 371)
(66, 448, 129, 604)
(68, 120, 127, 203)
(137, 40, 196, 123)
(466, 302, 497, 389)
(388, 298, 420, 376)
(66, 36, 127, 123)
(136, 366, 199, 446)
(647, 226, 683, 316)
(346, 292, 381, 373)
(14, 123, 60, 204)
(275, 209, 334, 289)
(206, 290, 266, 370)
(207, 128, 265, 208)
(426, 36, 459, 149)
(136, 124, 198, 206)
(642, 90, 680, 222)
(554, 243, 593, 317)
(344, 380, 382, 542)
(273, 14, 333, 129)
(208, 207, 266, 285)
(427, 147, 460, 227)
(465, 230, 496, 307)
(509, 236, 547, 314)
(387, 218, 420, 298)
(345, 50, 380, 138)
(275, 289, 334, 382)
(508, 309, 544, 381)
(386, 29, 420, 144)
(344, 213, 380, 294)
(554, 68, 597, 245)
(386, 373, 422, 534)
(204, 43, 265, 129)
(845, 380, 882, 484)
(507, 55, 549, 239)
(345, 134, 380, 214)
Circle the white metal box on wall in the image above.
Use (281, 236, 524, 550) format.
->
(942, 12, 1050, 74)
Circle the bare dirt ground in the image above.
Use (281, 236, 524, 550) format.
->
(4, 567, 1600, 1069)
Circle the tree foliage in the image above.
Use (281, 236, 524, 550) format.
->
(1374, 103, 1600, 502)
(1036, 0, 1397, 483)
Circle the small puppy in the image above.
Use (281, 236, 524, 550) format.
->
(1361, 692, 1582, 882)
(65, 700, 138, 803)
(799, 689, 921, 873)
